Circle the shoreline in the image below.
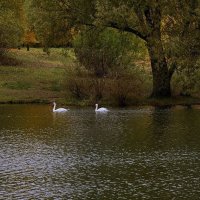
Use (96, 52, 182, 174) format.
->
(1, 96, 200, 108)
(1, 49, 200, 108)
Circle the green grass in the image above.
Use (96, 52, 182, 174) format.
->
(2, 81, 32, 90)
(0, 48, 72, 103)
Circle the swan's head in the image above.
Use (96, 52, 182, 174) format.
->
(53, 102, 56, 106)
(95, 104, 98, 107)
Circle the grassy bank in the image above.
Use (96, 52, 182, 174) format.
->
(0, 48, 70, 104)
(1, 48, 200, 107)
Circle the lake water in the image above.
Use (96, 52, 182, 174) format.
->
(0, 105, 200, 199)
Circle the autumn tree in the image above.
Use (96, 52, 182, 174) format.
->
(25, 0, 75, 50)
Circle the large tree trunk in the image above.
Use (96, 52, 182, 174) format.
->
(147, 36, 171, 98)
(150, 62, 171, 98)
(143, 2, 172, 98)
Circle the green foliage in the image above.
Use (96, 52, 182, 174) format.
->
(73, 28, 146, 77)
(172, 60, 200, 96)
(69, 27, 149, 104)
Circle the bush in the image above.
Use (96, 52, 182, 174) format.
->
(64, 27, 150, 105)
(73, 28, 144, 77)
(172, 60, 200, 96)
(65, 63, 151, 105)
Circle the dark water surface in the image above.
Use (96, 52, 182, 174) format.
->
(0, 105, 200, 199)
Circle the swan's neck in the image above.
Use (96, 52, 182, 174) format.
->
(95, 104, 98, 111)
(53, 103, 56, 111)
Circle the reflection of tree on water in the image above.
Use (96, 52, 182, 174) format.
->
(148, 106, 200, 150)
(148, 107, 172, 151)
(152, 107, 172, 134)
(177, 108, 200, 148)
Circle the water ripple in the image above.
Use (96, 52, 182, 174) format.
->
(0, 105, 200, 199)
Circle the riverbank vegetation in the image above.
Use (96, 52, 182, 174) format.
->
(0, 47, 200, 107)
(0, 1, 200, 106)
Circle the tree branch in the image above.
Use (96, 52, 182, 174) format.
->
(106, 21, 147, 41)
(75, 20, 147, 41)
(169, 62, 177, 78)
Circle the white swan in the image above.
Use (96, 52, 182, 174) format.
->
(95, 104, 109, 112)
(53, 102, 69, 112)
